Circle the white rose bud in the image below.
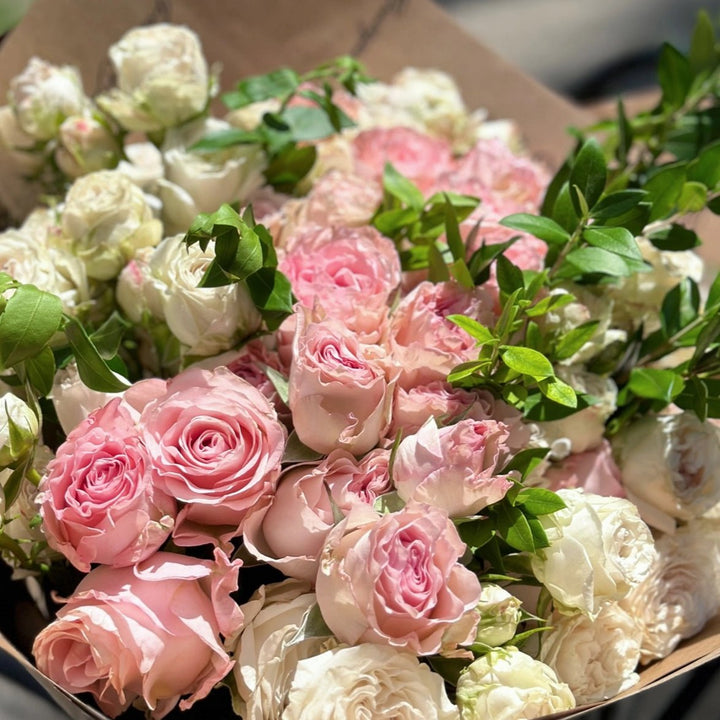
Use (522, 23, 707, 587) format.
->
(474, 584, 523, 647)
(157, 117, 266, 235)
(540, 602, 642, 704)
(0, 393, 39, 466)
(96, 24, 210, 133)
(116, 234, 261, 357)
(229, 579, 337, 720)
(54, 115, 120, 179)
(61, 170, 161, 280)
(531, 489, 657, 617)
(8, 57, 88, 141)
(621, 518, 720, 663)
(456, 646, 575, 720)
(285, 645, 459, 720)
(613, 412, 720, 527)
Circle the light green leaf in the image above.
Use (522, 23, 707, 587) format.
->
(583, 226, 642, 259)
(501, 346, 554, 380)
(499, 214, 570, 245)
(658, 42, 693, 108)
(627, 367, 685, 402)
(447, 315, 496, 345)
(644, 163, 687, 221)
(223, 68, 300, 109)
(515, 487, 566, 515)
(559, 246, 634, 278)
(383, 163, 425, 211)
(554, 321, 600, 361)
(539, 376, 578, 408)
(678, 180, 707, 213)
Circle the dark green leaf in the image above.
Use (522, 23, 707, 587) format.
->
(458, 519, 495, 552)
(569, 138, 607, 213)
(615, 98, 633, 165)
(427, 656, 466, 687)
(657, 42, 693, 108)
(64, 318, 130, 392)
(661, 277, 700, 336)
(0, 285, 62, 368)
(644, 163, 687, 221)
(549, 182, 581, 233)
(688, 139, 720, 189)
(707, 271, 720, 310)
(591, 189, 647, 221)
(583, 226, 642, 259)
(427, 243, 451, 283)
(23, 346, 55, 397)
(515, 487, 566, 515)
(1, 466, 25, 510)
(496, 503, 535, 552)
(496, 255, 525, 295)
(501, 346, 554, 379)
(541, 158, 571, 218)
(245, 268, 295, 330)
(689, 10, 717, 74)
(499, 214, 570, 245)
(523, 392, 594, 421)
(558, 246, 634, 278)
(223, 68, 300, 109)
(199, 259, 232, 288)
(554, 321, 600, 361)
(627, 367, 685, 402)
(264, 144, 316, 192)
(444, 198, 466, 261)
(648, 223, 700, 251)
(467, 238, 517, 285)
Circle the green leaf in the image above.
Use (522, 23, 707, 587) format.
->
(447, 315, 496, 345)
(444, 198, 466, 262)
(661, 277, 700, 336)
(707, 271, 720, 311)
(1, 466, 25, 511)
(23, 346, 55, 397)
(263, 365, 290, 404)
(554, 321, 600, 361)
(427, 656, 467, 687)
(615, 98, 633, 165)
(501, 346, 554, 380)
(658, 42, 693, 108)
(447, 360, 487, 384)
(190, 128, 262, 152)
(264, 143, 316, 191)
(644, 163, 687, 221)
(541, 157, 571, 218)
(515, 487, 566, 516)
(689, 10, 717, 75)
(427, 243, 450, 283)
(539, 376, 578, 408)
(677, 180, 707, 213)
(687, 140, 720, 189)
(64, 318, 130, 393)
(223, 68, 300, 109)
(525, 291, 575, 318)
(583, 226, 642, 260)
(90, 312, 131, 360)
(500, 447, 550, 478)
(496, 503, 535, 552)
(499, 214, 570, 245)
(496, 255, 525, 295)
(0, 285, 63, 368)
(569, 138, 607, 213)
(523, 392, 593, 421)
(591, 189, 647, 221)
(648, 223, 700, 251)
(373, 208, 419, 237)
(467, 238, 517, 285)
(281, 105, 352, 142)
(558, 246, 634, 278)
(282, 430, 324, 464)
(627, 367, 685, 402)
(458, 519, 495, 552)
(383, 163, 425, 211)
(550, 182, 581, 233)
(245, 268, 295, 330)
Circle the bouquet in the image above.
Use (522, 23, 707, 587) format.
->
(1, 9, 720, 720)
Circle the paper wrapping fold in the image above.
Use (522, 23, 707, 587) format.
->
(0, 1, 717, 719)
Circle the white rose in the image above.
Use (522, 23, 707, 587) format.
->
(613, 412, 720, 528)
(621, 518, 720, 663)
(54, 115, 120, 178)
(540, 602, 641, 704)
(531, 367, 617, 455)
(116, 234, 261, 356)
(8, 57, 88, 141)
(0, 228, 86, 313)
(474, 584, 523, 647)
(157, 117, 266, 234)
(229, 579, 336, 720)
(0, 106, 43, 176)
(609, 238, 704, 331)
(116, 141, 165, 190)
(96, 24, 210, 133)
(455, 646, 575, 720)
(61, 170, 161, 280)
(284, 644, 459, 720)
(0, 393, 38, 466)
(531, 489, 657, 616)
(51, 363, 122, 435)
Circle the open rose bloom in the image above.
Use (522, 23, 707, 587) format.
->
(1, 6, 720, 720)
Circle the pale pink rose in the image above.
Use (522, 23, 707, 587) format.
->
(244, 449, 393, 582)
(122, 377, 168, 414)
(352, 126, 453, 194)
(393, 417, 514, 516)
(279, 224, 400, 342)
(140, 366, 286, 547)
(316, 503, 481, 655)
(33, 549, 242, 719)
(543, 440, 626, 497)
(387, 280, 497, 389)
(275, 312, 297, 370)
(289, 314, 395, 455)
(38, 399, 176, 572)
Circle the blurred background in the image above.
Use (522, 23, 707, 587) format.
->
(1, 1, 720, 719)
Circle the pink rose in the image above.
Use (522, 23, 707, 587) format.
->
(316, 503, 481, 655)
(352, 126, 453, 194)
(140, 366, 287, 547)
(543, 440, 626, 497)
(33, 549, 242, 719)
(279, 224, 400, 342)
(244, 449, 392, 582)
(38, 398, 176, 572)
(387, 280, 497, 389)
(393, 417, 514, 516)
(289, 314, 395, 455)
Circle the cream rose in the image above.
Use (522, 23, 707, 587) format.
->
(0, 392, 38, 466)
(455, 647, 575, 720)
(55, 114, 120, 178)
(96, 24, 210, 133)
(61, 170, 161, 281)
(474, 584, 523, 647)
(531, 489, 657, 616)
(613, 412, 720, 528)
(540, 602, 642, 704)
(284, 645, 459, 720)
(116, 234, 261, 357)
